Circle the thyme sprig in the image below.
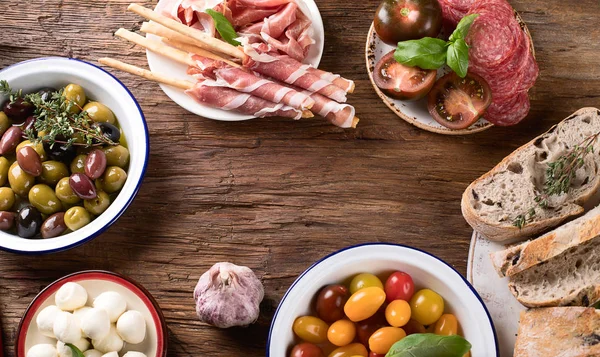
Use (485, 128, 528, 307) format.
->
(513, 131, 600, 229)
(0, 80, 116, 148)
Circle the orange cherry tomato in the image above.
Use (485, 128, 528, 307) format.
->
(349, 273, 383, 294)
(293, 316, 329, 344)
(327, 343, 368, 357)
(368, 326, 406, 354)
(344, 287, 386, 322)
(409, 289, 444, 326)
(402, 319, 426, 335)
(385, 300, 411, 327)
(327, 320, 356, 347)
(463, 351, 471, 357)
(434, 314, 458, 336)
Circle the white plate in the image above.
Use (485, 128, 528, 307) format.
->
(467, 231, 525, 357)
(146, 0, 325, 121)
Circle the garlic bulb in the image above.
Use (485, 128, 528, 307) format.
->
(194, 262, 264, 328)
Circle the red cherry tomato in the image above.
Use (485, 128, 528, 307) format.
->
(316, 285, 350, 323)
(290, 342, 325, 357)
(384, 271, 415, 302)
(369, 353, 386, 357)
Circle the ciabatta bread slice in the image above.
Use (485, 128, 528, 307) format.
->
(491, 205, 600, 277)
(514, 307, 600, 357)
(462, 107, 600, 242)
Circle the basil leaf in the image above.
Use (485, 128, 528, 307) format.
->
(66, 344, 85, 357)
(386, 333, 472, 357)
(205, 9, 241, 46)
(394, 38, 449, 70)
(447, 38, 470, 78)
(450, 14, 479, 42)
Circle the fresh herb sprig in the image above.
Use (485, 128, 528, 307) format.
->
(206, 9, 241, 46)
(0, 80, 116, 148)
(394, 14, 479, 78)
(66, 343, 85, 357)
(513, 131, 600, 229)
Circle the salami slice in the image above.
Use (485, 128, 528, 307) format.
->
(469, 0, 514, 19)
(467, 14, 523, 72)
(485, 91, 530, 126)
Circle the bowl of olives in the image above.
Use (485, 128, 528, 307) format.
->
(0, 57, 148, 254)
(267, 243, 498, 356)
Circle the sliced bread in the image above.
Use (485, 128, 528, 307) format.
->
(461, 107, 600, 242)
(514, 307, 600, 357)
(491, 205, 600, 277)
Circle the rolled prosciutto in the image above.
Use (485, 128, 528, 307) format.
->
(306, 91, 356, 128)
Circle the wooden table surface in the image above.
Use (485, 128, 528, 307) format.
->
(0, 0, 599, 355)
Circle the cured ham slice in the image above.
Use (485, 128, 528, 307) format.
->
(156, 0, 227, 36)
(307, 91, 356, 128)
(186, 80, 303, 118)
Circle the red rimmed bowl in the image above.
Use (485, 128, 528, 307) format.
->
(16, 271, 167, 357)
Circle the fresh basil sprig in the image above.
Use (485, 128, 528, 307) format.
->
(205, 9, 241, 46)
(394, 14, 479, 78)
(385, 333, 472, 357)
(66, 344, 86, 357)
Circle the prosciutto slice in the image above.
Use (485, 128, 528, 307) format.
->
(306, 91, 356, 128)
(156, 0, 226, 36)
(186, 80, 302, 118)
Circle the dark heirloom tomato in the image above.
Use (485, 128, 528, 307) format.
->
(290, 342, 325, 357)
(356, 308, 387, 345)
(315, 284, 349, 323)
(427, 72, 492, 130)
(374, 50, 436, 101)
(374, 0, 442, 45)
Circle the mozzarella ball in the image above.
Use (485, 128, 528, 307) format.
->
(81, 308, 110, 340)
(93, 292, 126, 322)
(57, 339, 90, 357)
(53, 311, 82, 344)
(92, 324, 123, 353)
(116, 310, 146, 344)
(100, 353, 118, 357)
(73, 306, 93, 324)
(36, 305, 61, 338)
(27, 344, 58, 357)
(83, 350, 103, 357)
(55, 283, 88, 311)
(123, 352, 147, 357)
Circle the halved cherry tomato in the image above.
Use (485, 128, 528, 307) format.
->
(427, 71, 492, 130)
(293, 316, 329, 344)
(316, 285, 350, 323)
(290, 342, 325, 357)
(409, 289, 445, 325)
(374, 0, 442, 44)
(434, 314, 458, 336)
(385, 300, 411, 327)
(328, 320, 356, 347)
(344, 287, 386, 322)
(368, 327, 407, 354)
(327, 343, 368, 357)
(349, 273, 383, 294)
(356, 308, 387, 345)
(384, 271, 415, 302)
(374, 50, 437, 101)
(402, 319, 426, 335)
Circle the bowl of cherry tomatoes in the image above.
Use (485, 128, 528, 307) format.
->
(267, 243, 498, 356)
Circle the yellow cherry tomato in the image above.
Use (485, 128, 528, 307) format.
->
(327, 319, 356, 347)
(409, 289, 445, 326)
(464, 351, 471, 357)
(368, 326, 406, 354)
(344, 287, 386, 322)
(327, 343, 368, 357)
(293, 316, 329, 344)
(434, 314, 458, 335)
(385, 300, 411, 327)
(349, 273, 383, 294)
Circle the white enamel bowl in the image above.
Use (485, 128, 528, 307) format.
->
(16, 270, 167, 357)
(268, 243, 499, 356)
(146, 0, 325, 121)
(0, 57, 149, 254)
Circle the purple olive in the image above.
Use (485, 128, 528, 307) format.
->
(84, 149, 107, 180)
(0, 126, 23, 155)
(0, 211, 15, 231)
(18, 115, 37, 134)
(69, 173, 97, 199)
(16, 146, 42, 176)
(3, 98, 33, 123)
(41, 212, 67, 238)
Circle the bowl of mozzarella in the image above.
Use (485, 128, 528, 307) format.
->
(16, 270, 167, 357)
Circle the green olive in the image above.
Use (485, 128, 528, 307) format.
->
(8, 161, 35, 196)
(0, 112, 11, 136)
(0, 156, 10, 186)
(29, 184, 62, 215)
(70, 154, 87, 174)
(64, 84, 86, 113)
(39, 161, 69, 186)
(84, 191, 110, 215)
(102, 145, 129, 168)
(83, 102, 116, 124)
(16, 140, 47, 161)
(64, 206, 91, 231)
(0, 187, 15, 211)
(101, 166, 127, 193)
(55, 177, 81, 204)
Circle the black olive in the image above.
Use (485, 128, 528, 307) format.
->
(17, 206, 42, 238)
(36, 87, 57, 102)
(3, 97, 33, 123)
(17, 115, 37, 135)
(43, 138, 77, 163)
(94, 122, 121, 144)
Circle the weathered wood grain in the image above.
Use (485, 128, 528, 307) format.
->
(0, 0, 599, 355)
